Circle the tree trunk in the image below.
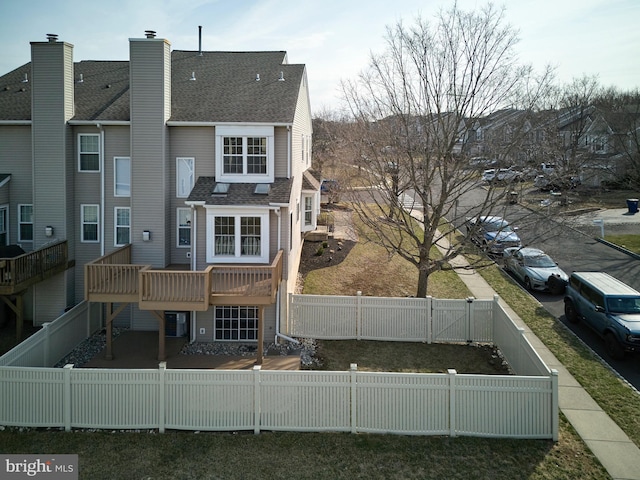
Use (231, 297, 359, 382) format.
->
(416, 267, 429, 298)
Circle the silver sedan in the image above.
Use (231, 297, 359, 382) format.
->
(503, 247, 569, 294)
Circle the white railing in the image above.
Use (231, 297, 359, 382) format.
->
(0, 363, 557, 439)
(0, 301, 103, 367)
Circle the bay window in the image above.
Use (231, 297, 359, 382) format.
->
(206, 209, 269, 263)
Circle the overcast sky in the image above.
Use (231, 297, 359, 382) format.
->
(1, 0, 638, 114)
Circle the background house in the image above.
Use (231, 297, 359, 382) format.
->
(0, 32, 317, 356)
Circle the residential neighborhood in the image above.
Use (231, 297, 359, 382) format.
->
(0, 5, 639, 478)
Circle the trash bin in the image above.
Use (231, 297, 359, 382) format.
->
(627, 198, 639, 214)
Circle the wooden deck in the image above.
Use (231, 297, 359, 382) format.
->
(85, 246, 283, 309)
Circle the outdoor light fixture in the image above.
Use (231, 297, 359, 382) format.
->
(45, 226, 53, 237)
(142, 230, 151, 242)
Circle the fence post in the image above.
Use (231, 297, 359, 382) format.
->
(43, 322, 51, 367)
(448, 369, 457, 437)
(63, 364, 73, 431)
(492, 295, 500, 344)
(350, 363, 357, 434)
(551, 369, 559, 442)
(158, 362, 166, 434)
(253, 365, 261, 435)
(288, 293, 293, 335)
(356, 291, 362, 340)
(426, 296, 432, 344)
(466, 297, 474, 341)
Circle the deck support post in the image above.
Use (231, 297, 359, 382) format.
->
(1, 292, 25, 343)
(256, 306, 264, 365)
(150, 310, 167, 361)
(105, 302, 130, 360)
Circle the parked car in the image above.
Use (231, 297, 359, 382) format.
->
(540, 163, 556, 175)
(482, 167, 521, 184)
(534, 174, 581, 191)
(503, 247, 568, 294)
(466, 216, 521, 254)
(564, 272, 640, 360)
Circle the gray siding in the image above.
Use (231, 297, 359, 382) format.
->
(0, 126, 32, 246)
(274, 126, 289, 178)
(129, 38, 171, 269)
(168, 126, 214, 265)
(30, 40, 75, 324)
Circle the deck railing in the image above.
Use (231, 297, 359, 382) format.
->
(139, 266, 213, 311)
(84, 246, 283, 308)
(0, 241, 69, 294)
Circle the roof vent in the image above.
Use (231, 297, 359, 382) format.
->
(22, 73, 28, 83)
(46, 34, 58, 43)
(190, 71, 196, 81)
(278, 71, 285, 82)
(144, 30, 156, 39)
(77, 73, 84, 84)
(255, 73, 260, 82)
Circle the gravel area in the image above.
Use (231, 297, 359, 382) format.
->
(180, 337, 320, 368)
(54, 327, 128, 368)
(54, 328, 319, 368)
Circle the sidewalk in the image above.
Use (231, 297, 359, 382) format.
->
(435, 227, 640, 480)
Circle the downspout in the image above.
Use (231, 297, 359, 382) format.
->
(190, 205, 196, 343)
(271, 206, 298, 344)
(97, 123, 105, 256)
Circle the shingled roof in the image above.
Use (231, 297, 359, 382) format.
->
(0, 50, 305, 123)
(187, 177, 293, 206)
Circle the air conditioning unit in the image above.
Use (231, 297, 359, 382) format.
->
(165, 312, 187, 337)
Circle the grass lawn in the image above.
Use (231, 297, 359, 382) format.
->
(605, 234, 640, 254)
(0, 208, 620, 479)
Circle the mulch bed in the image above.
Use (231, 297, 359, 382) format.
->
(299, 236, 356, 276)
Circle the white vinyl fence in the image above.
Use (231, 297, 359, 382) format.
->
(0, 301, 102, 367)
(0, 363, 557, 439)
(289, 293, 548, 377)
(0, 295, 558, 440)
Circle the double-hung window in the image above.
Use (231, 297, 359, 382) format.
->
(81, 204, 99, 242)
(303, 196, 313, 228)
(18, 204, 33, 242)
(206, 210, 269, 263)
(79, 134, 100, 172)
(216, 126, 274, 183)
(177, 208, 191, 247)
(222, 137, 267, 174)
(114, 157, 131, 196)
(115, 207, 130, 246)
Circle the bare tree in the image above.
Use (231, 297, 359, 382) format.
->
(340, 3, 553, 297)
(594, 88, 640, 189)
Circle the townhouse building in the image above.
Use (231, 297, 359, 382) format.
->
(0, 31, 318, 361)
